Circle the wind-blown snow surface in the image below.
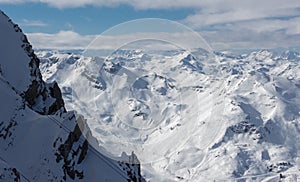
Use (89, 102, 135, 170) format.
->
(38, 49, 300, 181)
(0, 11, 144, 181)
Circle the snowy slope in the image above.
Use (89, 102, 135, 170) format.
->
(0, 12, 31, 92)
(38, 48, 300, 181)
(0, 10, 144, 181)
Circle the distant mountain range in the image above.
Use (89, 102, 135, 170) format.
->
(36, 47, 300, 181)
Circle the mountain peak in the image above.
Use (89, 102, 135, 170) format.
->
(0, 10, 65, 115)
(0, 10, 144, 181)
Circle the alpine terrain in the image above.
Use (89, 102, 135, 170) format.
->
(0, 10, 144, 182)
(37, 47, 300, 181)
(0, 8, 300, 182)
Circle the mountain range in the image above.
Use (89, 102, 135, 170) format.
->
(1, 9, 300, 182)
(37, 47, 300, 181)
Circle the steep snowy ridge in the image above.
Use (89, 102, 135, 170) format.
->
(38, 49, 300, 181)
(0, 10, 144, 181)
(0, 11, 64, 115)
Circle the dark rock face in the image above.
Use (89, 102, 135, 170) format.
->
(24, 80, 39, 107)
(54, 124, 85, 180)
(48, 82, 65, 114)
(119, 162, 144, 182)
(24, 79, 66, 115)
(23, 33, 66, 115)
(0, 166, 21, 182)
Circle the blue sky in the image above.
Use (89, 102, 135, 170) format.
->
(1, 3, 194, 34)
(1, 0, 300, 51)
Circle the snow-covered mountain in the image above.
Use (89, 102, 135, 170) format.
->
(37, 47, 300, 181)
(0, 10, 144, 181)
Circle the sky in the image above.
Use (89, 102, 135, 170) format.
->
(1, 0, 300, 51)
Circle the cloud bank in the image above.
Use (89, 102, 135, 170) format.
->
(19, 19, 48, 27)
(3, 0, 300, 50)
(27, 29, 300, 51)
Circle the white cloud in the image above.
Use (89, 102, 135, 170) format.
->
(3, 0, 300, 32)
(0, 0, 208, 9)
(27, 30, 211, 51)
(176, 0, 300, 51)
(19, 19, 48, 27)
(27, 31, 95, 50)
(5, 0, 300, 50)
(1, 0, 299, 12)
(26, 29, 300, 52)
(181, 0, 300, 27)
(221, 17, 300, 35)
(202, 30, 300, 51)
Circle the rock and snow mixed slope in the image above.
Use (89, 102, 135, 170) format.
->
(0, 10, 144, 181)
(37, 48, 300, 181)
